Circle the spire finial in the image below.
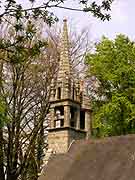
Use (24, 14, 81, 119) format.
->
(63, 18, 67, 22)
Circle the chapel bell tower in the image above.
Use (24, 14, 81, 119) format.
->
(48, 19, 92, 154)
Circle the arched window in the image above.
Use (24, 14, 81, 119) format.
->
(72, 87, 74, 100)
(80, 111, 85, 129)
(57, 87, 61, 99)
(53, 89, 56, 97)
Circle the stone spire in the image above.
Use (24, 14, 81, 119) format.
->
(58, 19, 72, 79)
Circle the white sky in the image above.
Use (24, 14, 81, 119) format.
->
(6, 0, 135, 41)
(53, 0, 134, 41)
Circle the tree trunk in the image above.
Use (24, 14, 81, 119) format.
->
(0, 127, 5, 180)
(7, 172, 18, 180)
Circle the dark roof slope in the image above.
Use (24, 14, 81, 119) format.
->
(39, 135, 135, 180)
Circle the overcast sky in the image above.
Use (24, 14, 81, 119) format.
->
(53, 0, 134, 41)
(17, 0, 134, 41)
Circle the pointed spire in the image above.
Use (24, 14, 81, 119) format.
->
(58, 19, 72, 79)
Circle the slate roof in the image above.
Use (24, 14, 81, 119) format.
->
(39, 135, 135, 180)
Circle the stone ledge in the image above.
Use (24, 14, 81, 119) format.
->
(50, 98, 81, 105)
(48, 126, 87, 134)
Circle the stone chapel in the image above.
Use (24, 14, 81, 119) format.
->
(39, 20, 135, 180)
(47, 19, 92, 154)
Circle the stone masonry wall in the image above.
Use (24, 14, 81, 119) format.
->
(48, 129, 69, 154)
(48, 128, 86, 154)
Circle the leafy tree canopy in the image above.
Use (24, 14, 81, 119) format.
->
(0, 0, 114, 24)
(86, 34, 135, 137)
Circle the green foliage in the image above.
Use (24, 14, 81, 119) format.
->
(0, 17, 48, 65)
(0, 98, 8, 128)
(86, 34, 135, 137)
(0, 0, 114, 25)
(0, 14, 50, 179)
